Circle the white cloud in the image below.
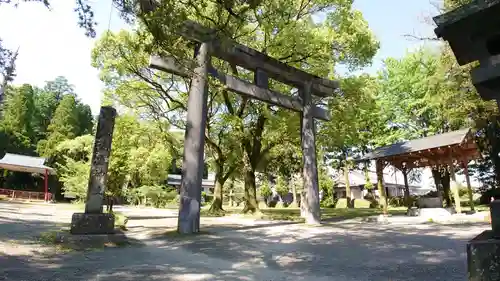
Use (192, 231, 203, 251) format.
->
(0, 0, 130, 114)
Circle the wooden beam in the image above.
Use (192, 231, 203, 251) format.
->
(150, 55, 331, 121)
(171, 21, 338, 97)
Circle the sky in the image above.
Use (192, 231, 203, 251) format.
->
(0, 0, 441, 115)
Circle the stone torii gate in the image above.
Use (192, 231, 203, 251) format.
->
(149, 20, 339, 234)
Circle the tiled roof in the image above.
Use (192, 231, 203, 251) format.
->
(359, 128, 471, 161)
(0, 153, 55, 174)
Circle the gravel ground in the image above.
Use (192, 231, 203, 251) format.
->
(0, 201, 490, 281)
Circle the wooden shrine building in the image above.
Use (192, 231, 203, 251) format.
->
(359, 128, 480, 213)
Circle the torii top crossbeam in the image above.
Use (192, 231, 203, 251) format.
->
(177, 21, 339, 97)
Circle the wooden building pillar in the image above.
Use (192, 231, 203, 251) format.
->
(44, 169, 49, 202)
(376, 160, 387, 215)
(462, 159, 475, 212)
(448, 161, 462, 214)
(300, 80, 321, 224)
(177, 42, 210, 234)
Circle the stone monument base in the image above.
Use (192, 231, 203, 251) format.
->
(407, 207, 455, 219)
(70, 213, 115, 235)
(467, 230, 500, 281)
(55, 230, 129, 250)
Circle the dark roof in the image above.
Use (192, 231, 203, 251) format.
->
(359, 128, 471, 161)
(0, 153, 55, 174)
(433, 0, 500, 36)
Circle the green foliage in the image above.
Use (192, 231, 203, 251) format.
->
(319, 167, 335, 207)
(57, 157, 90, 202)
(335, 198, 348, 209)
(259, 181, 272, 198)
(135, 185, 177, 208)
(93, 0, 380, 213)
(0, 84, 36, 152)
(275, 176, 289, 198)
(38, 95, 80, 157)
(0, 78, 93, 165)
(458, 186, 469, 198)
(335, 198, 371, 209)
(54, 114, 176, 202)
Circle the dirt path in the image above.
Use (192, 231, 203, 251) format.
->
(0, 201, 489, 281)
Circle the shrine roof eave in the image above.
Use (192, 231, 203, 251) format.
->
(357, 128, 478, 165)
(433, 0, 500, 37)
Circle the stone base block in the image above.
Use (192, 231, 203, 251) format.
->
(407, 207, 455, 218)
(70, 212, 115, 235)
(468, 230, 500, 281)
(417, 197, 442, 208)
(491, 200, 500, 238)
(56, 230, 129, 250)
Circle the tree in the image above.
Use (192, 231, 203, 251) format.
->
(0, 0, 97, 37)
(37, 95, 80, 157)
(94, 0, 379, 218)
(55, 114, 175, 203)
(319, 74, 382, 207)
(0, 84, 36, 154)
(43, 76, 75, 101)
(0, 46, 18, 107)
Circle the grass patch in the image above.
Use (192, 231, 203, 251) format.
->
(38, 230, 74, 253)
(56, 202, 85, 211)
(110, 211, 128, 231)
(147, 228, 212, 239)
(38, 229, 131, 252)
(200, 206, 407, 222)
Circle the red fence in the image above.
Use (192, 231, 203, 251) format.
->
(0, 188, 51, 201)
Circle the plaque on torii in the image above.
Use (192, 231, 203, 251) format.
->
(148, 20, 339, 234)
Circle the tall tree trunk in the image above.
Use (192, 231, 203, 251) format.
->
(449, 163, 462, 214)
(291, 178, 298, 207)
(243, 168, 259, 213)
(463, 161, 475, 212)
(402, 168, 411, 209)
(431, 168, 444, 206)
(241, 113, 266, 214)
(344, 165, 351, 208)
(228, 177, 235, 207)
(442, 170, 452, 207)
(376, 160, 387, 215)
(209, 174, 225, 213)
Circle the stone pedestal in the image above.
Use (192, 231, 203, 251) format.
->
(417, 197, 442, 208)
(70, 213, 115, 235)
(467, 230, 500, 281)
(491, 200, 500, 238)
(407, 207, 455, 218)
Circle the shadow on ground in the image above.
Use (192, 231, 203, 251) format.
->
(0, 201, 487, 281)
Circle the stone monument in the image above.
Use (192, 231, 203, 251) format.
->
(434, 1, 500, 279)
(70, 106, 117, 235)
